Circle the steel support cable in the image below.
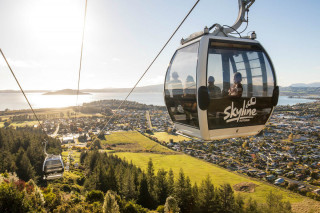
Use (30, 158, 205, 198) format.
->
(0, 49, 50, 142)
(100, 0, 201, 134)
(75, 0, 88, 119)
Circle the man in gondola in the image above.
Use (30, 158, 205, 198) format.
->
(208, 76, 221, 98)
(169, 71, 184, 113)
(228, 72, 243, 97)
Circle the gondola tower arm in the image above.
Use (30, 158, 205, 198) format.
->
(214, 0, 255, 36)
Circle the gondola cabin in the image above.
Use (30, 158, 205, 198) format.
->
(164, 34, 279, 141)
(43, 155, 64, 180)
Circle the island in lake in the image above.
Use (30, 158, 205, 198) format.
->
(43, 89, 91, 95)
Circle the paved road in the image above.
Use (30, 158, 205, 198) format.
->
(51, 124, 60, 137)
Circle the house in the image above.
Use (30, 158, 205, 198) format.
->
(274, 178, 285, 185)
(312, 189, 320, 195)
(257, 172, 266, 178)
(62, 136, 74, 144)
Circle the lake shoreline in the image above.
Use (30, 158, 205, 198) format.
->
(0, 93, 317, 111)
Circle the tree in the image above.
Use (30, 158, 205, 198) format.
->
(15, 149, 35, 181)
(164, 196, 180, 213)
(174, 169, 194, 212)
(217, 184, 235, 213)
(245, 197, 259, 213)
(264, 191, 292, 213)
(103, 190, 120, 213)
(137, 174, 154, 209)
(155, 169, 169, 205)
(147, 158, 155, 195)
(43, 185, 62, 211)
(0, 182, 28, 212)
(85, 190, 104, 204)
(0, 151, 16, 173)
(106, 166, 118, 192)
(192, 183, 200, 212)
(123, 201, 148, 213)
(234, 194, 245, 213)
(98, 133, 106, 140)
(25, 179, 45, 212)
(198, 175, 216, 213)
(122, 168, 137, 200)
(92, 139, 102, 149)
(167, 169, 175, 196)
(3, 120, 11, 128)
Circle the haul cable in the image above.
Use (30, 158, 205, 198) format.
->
(100, 0, 201, 134)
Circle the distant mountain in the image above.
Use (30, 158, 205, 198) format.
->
(0, 89, 49, 93)
(0, 84, 164, 94)
(280, 86, 320, 97)
(43, 89, 91, 95)
(289, 82, 320, 87)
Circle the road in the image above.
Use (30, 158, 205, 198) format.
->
(51, 124, 60, 137)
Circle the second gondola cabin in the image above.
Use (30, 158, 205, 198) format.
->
(164, 32, 279, 141)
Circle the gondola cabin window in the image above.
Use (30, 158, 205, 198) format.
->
(206, 40, 275, 130)
(165, 42, 199, 128)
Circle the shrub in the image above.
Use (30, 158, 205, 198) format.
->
(86, 190, 104, 203)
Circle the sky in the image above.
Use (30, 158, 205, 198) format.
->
(0, 0, 320, 90)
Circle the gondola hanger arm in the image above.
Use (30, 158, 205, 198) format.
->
(181, 0, 255, 45)
(213, 0, 255, 36)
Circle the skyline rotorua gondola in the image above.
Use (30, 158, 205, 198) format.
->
(43, 154, 64, 180)
(164, 0, 279, 141)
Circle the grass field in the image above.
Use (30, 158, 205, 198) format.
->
(114, 152, 320, 212)
(62, 150, 81, 164)
(149, 132, 189, 143)
(11, 121, 40, 127)
(0, 121, 41, 128)
(102, 131, 175, 154)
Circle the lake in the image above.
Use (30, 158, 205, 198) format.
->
(0, 92, 316, 111)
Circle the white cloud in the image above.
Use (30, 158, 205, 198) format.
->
(314, 66, 320, 70)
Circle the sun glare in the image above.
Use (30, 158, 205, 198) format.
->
(26, 0, 84, 51)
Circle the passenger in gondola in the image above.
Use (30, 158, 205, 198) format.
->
(170, 71, 183, 97)
(183, 75, 197, 124)
(208, 76, 221, 98)
(228, 72, 243, 97)
(169, 71, 183, 113)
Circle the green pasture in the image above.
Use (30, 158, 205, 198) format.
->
(0, 121, 40, 128)
(150, 132, 189, 143)
(114, 152, 311, 206)
(11, 121, 40, 127)
(62, 150, 81, 164)
(102, 131, 174, 153)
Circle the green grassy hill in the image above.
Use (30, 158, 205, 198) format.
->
(102, 131, 175, 154)
(109, 131, 320, 212)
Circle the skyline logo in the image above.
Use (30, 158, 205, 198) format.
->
(224, 97, 257, 123)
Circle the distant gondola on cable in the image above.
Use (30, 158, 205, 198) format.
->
(43, 155, 64, 180)
(164, 0, 279, 141)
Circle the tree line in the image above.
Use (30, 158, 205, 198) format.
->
(80, 151, 292, 213)
(0, 127, 61, 182)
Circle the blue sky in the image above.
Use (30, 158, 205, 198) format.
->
(0, 0, 319, 90)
